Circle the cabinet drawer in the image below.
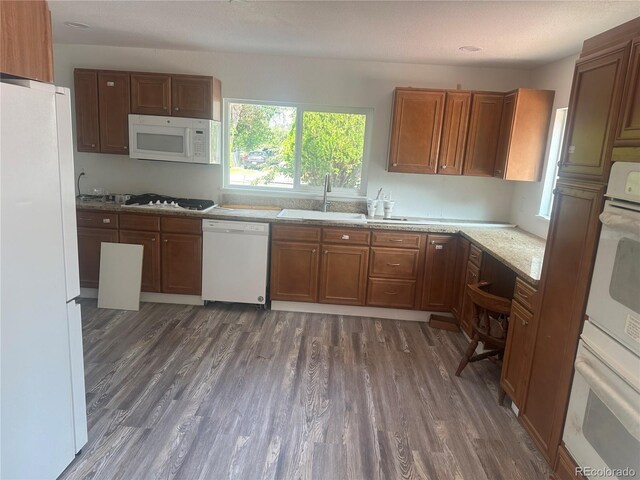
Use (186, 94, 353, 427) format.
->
(76, 211, 118, 229)
(161, 216, 202, 234)
(119, 213, 161, 232)
(367, 278, 416, 309)
(369, 247, 420, 279)
(272, 225, 321, 242)
(322, 228, 370, 245)
(469, 243, 483, 267)
(513, 277, 537, 312)
(371, 231, 422, 248)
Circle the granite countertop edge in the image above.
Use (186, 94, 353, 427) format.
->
(77, 201, 546, 285)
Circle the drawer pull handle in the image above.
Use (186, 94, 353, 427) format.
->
(312, 249, 317, 253)
(384, 291, 398, 295)
(387, 263, 401, 267)
(390, 239, 404, 242)
(102, 219, 111, 223)
(341, 235, 350, 240)
(151, 237, 156, 242)
(518, 288, 529, 298)
(435, 245, 443, 250)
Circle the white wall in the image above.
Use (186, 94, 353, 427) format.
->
(508, 54, 579, 238)
(54, 44, 533, 220)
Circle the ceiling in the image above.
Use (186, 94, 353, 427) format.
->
(49, 1, 640, 68)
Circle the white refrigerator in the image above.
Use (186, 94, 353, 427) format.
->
(1, 80, 88, 479)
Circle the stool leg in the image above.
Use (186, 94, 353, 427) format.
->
(456, 334, 479, 377)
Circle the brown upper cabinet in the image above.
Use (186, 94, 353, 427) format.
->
(388, 88, 445, 173)
(98, 71, 131, 155)
(494, 89, 555, 181)
(74, 70, 101, 153)
(558, 43, 630, 181)
(74, 69, 222, 153)
(130, 73, 172, 115)
(615, 37, 640, 149)
(0, 0, 53, 83)
(437, 92, 472, 175)
(463, 93, 504, 176)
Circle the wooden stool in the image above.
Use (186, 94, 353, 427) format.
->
(455, 281, 512, 404)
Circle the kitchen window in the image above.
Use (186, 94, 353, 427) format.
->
(224, 99, 372, 196)
(538, 107, 568, 219)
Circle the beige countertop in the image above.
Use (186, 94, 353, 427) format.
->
(77, 200, 546, 285)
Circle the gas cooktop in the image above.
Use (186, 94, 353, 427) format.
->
(123, 193, 216, 212)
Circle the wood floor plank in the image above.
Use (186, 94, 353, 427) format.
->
(59, 300, 549, 480)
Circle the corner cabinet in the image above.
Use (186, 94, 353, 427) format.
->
(388, 88, 445, 173)
(559, 43, 630, 182)
(463, 93, 504, 176)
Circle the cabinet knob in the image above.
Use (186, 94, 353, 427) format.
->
(522, 318, 529, 326)
(91, 144, 96, 148)
(174, 107, 179, 111)
(151, 237, 156, 241)
(393, 163, 398, 166)
(324, 250, 328, 255)
(495, 169, 502, 174)
(163, 106, 168, 110)
(164, 239, 168, 243)
(442, 165, 447, 170)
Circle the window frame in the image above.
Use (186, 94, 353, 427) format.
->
(222, 98, 373, 198)
(538, 107, 568, 220)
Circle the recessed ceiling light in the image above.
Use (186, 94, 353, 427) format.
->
(459, 45, 483, 53)
(64, 21, 90, 29)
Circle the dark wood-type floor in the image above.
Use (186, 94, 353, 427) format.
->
(59, 300, 548, 480)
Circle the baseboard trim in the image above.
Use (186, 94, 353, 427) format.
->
(270, 301, 439, 322)
(80, 288, 204, 306)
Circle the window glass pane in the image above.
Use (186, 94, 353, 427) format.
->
(539, 108, 567, 218)
(228, 103, 296, 188)
(137, 133, 184, 153)
(299, 111, 366, 190)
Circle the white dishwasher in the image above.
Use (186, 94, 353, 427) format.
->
(202, 219, 270, 305)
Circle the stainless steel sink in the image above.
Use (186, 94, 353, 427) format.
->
(277, 209, 367, 223)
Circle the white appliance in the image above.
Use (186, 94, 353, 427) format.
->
(563, 321, 639, 480)
(563, 162, 640, 480)
(202, 220, 269, 305)
(586, 162, 640, 356)
(128, 114, 221, 164)
(1, 80, 88, 479)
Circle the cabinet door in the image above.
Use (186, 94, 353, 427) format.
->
(119, 230, 161, 293)
(615, 37, 640, 146)
(98, 71, 131, 154)
(319, 245, 369, 306)
(131, 73, 171, 116)
(388, 89, 445, 174)
(0, 0, 53, 83)
(270, 241, 320, 302)
(494, 91, 516, 178)
(460, 260, 480, 337)
(171, 75, 213, 119)
(500, 300, 534, 407)
(559, 43, 630, 181)
(451, 237, 470, 320)
(77, 227, 119, 288)
(161, 233, 202, 295)
(437, 92, 471, 175)
(463, 93, 504, 176)
(421, 235, 457, 311)
(520, 180, 606, 465)
(74, 69, 100, 153)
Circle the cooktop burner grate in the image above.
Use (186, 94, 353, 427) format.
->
(125, 193, 215, 211)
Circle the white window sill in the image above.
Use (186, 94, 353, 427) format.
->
(535, 214, 551, 222)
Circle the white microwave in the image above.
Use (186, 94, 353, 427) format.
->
(128, 114, 221, 164)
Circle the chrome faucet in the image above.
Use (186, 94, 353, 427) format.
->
(321, 173, 332, 212)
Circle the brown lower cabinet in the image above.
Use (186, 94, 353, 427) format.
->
(421, 234, 457, 310)
(519, 180, 606, 465)
(161, 233, 202, 295)
(77, 227, 119, 288)
(551, 445, 586, 480)
(270, 240, 320, 302)
(77, 211, 202, 295)
(319, 245, 369, 305)
(118, 230, 161, 292)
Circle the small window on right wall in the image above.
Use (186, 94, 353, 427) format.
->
(538, 107, 568, 219)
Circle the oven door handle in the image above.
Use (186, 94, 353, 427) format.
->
(575, 355, 640, 441)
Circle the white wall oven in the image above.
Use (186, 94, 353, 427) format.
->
(128, 114, 221, 164)
(564, 162, 640, 480)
